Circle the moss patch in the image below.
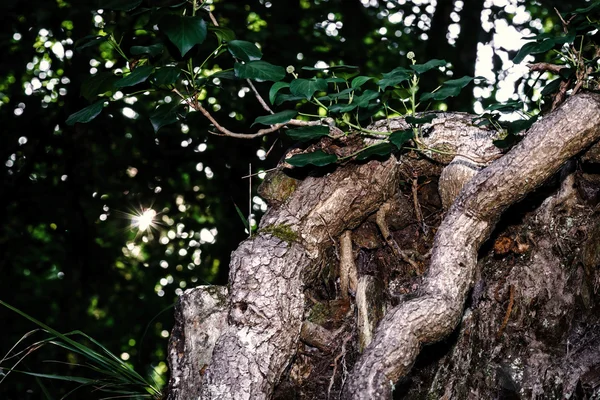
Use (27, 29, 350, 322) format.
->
(260, 224, 299, 243)
(257, 170, 298, 206)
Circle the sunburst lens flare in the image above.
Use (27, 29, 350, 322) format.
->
(133, 208, 157, 231)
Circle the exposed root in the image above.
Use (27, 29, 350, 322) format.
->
(339, 231, 358, 298)
(411, 177, 426, 232)
(375, 201, 422, 274)
(300, 321, 336, 352)
(328, 332, 353, 400)
(343, 93, 600, 399)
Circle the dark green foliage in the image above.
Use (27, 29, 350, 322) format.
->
(355, 143, 395, 160)
(65, 101, 105, 125)
(228, 40, 263, 62)
(389, 130, 415, 148)
(285, 150, 338, 167)
(149, 103, 186, 133)
(234, 61, 286, 82)
(252, 110, 298, 126)
(115, 65, 155, 88)
(285, 126, 330, 142)
(159, 15, 207, 57)
(289, 78, 328, 100)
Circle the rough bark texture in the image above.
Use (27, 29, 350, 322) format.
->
(193, 155, 400, 399)
(167, 93, 600, 400)
(344, 92, 600, 399)
(166, 286, 228, 400)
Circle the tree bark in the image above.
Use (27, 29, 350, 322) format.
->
(344, 92, 600, 398)
(168, 93, 600, 400)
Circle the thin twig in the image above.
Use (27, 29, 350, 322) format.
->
(246, 79, 274, 114)
(207, 10, 274, 114)
(572, 47, 600, 97)
(376, 202, 422, 274)
(328, 333, 353, 400)
(208, 11, 219, 27)
(241, 167, 278, 179)
(412, 177, 425, 232)
(554, 7, 574, 32)
(528, 62, 566, 74)
(265, 138, 279, 157)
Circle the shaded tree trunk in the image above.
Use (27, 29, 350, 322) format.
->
(167, 93, 600, 399)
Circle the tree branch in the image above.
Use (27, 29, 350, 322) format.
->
(528, 62, 566, 74)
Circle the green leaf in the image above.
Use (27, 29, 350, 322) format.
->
(410, 59, 447, 74)
(420, 76, 475, 101)
(130, 44, 164, 57)
(389, 129, 414, 148)
(357, 103, 383, 121)
(286, 125, 330, 142)
(234, 61, 286, 82)
(378, 67, 412, 89)
(75, 35, 108, 51)
(149, 103, 186, 133)
(554, 32, 576, 45)
(513, 39, 556, 64)
(354, 90, 380, 108)
(274, 93, 306, 106)
(355, 143, 395, 161)
(351, 76, 373, 88)
(228, 40, 262, 62)
(328, 103, 358, 113)
(100, 0, 142, 11)
(485, 100, 523, 112)
(405, 114, 436, 125)
(13, 371, 98, 385)
(336, 71, 360, 80)
(66, 100, 105, 125)
(317, 88, 354, 101)
(326, 77, 347, 84)
(233, 202, 250, 232)
(289, 78, 328, 100)
(209, 26, 236, 43)
(540, 79, 562, 96)
(115, 65, 154, 88)
(160, 15, 207, 57)
(570, 1, 600, 14)
(151, 67, 181, 86)
(286, 150, 337, 167)
(210, 70, 236, 80)
(269, 82, 289, 104)
(252, 110, 297, 126)
(559, 68, 574, 79)
(80, 72, 119, 101)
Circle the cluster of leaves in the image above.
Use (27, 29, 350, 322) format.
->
(490, 1, 600, 147)
(255, 60, 483, 166)
(66, 1, 600, 165)
(66, 1, 482, 169)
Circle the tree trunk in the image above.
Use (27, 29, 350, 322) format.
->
(167, 93, 600, 399)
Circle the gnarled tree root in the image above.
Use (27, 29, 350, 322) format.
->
(198, 156, 400, 400)
(343, 93, 600, 399)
